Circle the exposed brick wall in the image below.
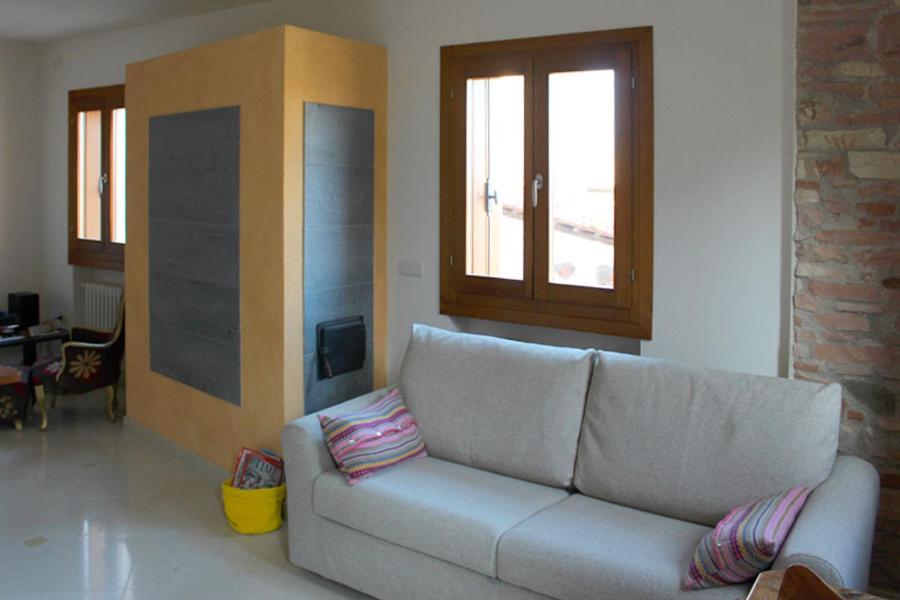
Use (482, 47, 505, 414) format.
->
(794, 0, 900, 594)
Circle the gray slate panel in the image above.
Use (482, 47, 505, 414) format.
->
(304, 340, 375, 414)
(303, 103, 375, 413)
(304, 103, 375, 168)
(149, 272, 239, 345)
(304, 165, 374, 227)
(303, 282, 373, 356)
(150, 323, 241, 406)
(303, 225, 374, 292)
(149, 106, 241, 406)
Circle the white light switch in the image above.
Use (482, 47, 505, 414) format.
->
(397, 259, 423, 278)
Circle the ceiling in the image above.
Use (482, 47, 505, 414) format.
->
(0, 0, 268, 43)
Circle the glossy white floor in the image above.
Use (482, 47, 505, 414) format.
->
(0, 395, 367, 600)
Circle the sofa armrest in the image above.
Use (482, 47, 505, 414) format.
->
(772, 455, 879, 591)
(282, 386, 395, 512)
(282, 386, 396, 566)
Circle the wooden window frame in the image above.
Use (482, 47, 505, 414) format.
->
(440, 27, 653, 339)
(68, 84, 125, 271)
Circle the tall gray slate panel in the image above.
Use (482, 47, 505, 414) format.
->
(148, 106, 241, 405)
(303, 103, 375, 414)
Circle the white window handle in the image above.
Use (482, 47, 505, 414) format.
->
(532, 174, 543, 208)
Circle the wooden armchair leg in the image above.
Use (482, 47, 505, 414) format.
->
(106, 385, 118, 422)
(34, 385, 48, 431)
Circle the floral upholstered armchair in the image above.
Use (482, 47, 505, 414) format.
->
(31, 303, 125, 431)
(0, 366, 29, 431)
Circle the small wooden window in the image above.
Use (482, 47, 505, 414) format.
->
(440, 28, 653, 339)
(68, 84, 126, 270)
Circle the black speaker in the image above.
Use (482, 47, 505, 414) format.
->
(317, 316, 366, 380)
(8, 292, 39, 328)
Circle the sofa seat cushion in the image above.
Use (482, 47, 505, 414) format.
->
(398, 324, 594, 487)
(497, 494, 750, 600)
(313, 455, 569, 577)
(575, 351, 841, 526)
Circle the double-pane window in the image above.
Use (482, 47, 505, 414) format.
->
(441, 28, 653, 338)
(69, 85, 126, 270)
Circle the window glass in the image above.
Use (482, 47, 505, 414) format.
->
(77, 110, 103, 241)
(111, 108, 126, 244)
(465, 75, 524, 281)
(547, 70, 615, 289)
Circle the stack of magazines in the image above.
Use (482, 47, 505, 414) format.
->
(231, 447, 285, 490)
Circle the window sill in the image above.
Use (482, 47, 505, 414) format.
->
(69, 245, 124, 272)
(440, 298, 651, 340)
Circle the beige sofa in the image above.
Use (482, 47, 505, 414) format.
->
(283, 325, 879, 600)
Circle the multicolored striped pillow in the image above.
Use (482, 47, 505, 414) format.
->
(318, 389, 427, 485)
(683, 485, 811, 590)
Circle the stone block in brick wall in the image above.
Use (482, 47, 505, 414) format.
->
(869, 81, 900, 99)
(844, 379, 897, 416)
(878, 97, 900, 111)
(824, 196, 856, 214)
(822, 330, 858, 343)
(836, 111, 900, 126)
(820, 245, 851, 262)
(798, 205, 827, 228)
(796, 187, 821, 204)
(813, 342, 891, 368)
(816, 156, 846, 177)
(800, 5, 882, 23)
(854, 248, 900, 270)
(803, 128, 887, 150)
(858, 182, 900, 197)
(809, 280, 881, 301)
(880, 219, 900, 232)
(815, 229, 895, 245)
(847, 409, 866, 421)
(831, 177, 860, 188)
(797, 178, 821, 190)
(848, 152, 900, 179)
(815, 311, 871, 331)
(798, 26, 871, 62)
(834, 300, 884, 313)
(859, 202, 897, 216)
(879, 417, 900, 432)
(795, 291, 822, 311)
(803, 81, 866, 99)
(836, 61, 887, 77)
(794, 360, 820, 374)
(873, 250, 898, 269)
(796, 262, 846, 280)
(797, 100, 833, 127)
(877, 13, 900, 58)
(797, 241, 848, 263)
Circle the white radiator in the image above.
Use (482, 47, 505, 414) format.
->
(82, 283, 122, 331)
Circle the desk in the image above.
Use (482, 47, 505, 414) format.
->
(0, 328, 70, 366)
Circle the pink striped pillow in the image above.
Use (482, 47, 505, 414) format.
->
(683, 485, 811, 590)
(318, 389, 427, 485)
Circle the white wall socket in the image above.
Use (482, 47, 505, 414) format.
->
(397, 259, 423, 278)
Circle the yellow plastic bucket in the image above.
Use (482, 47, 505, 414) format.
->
(221, 480, 286, 534)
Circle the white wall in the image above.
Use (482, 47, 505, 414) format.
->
(0, 39, 42, 364)
(364, 0, 793, 377)
(0, 39, 42, 309)
(37, 0, 793, 379)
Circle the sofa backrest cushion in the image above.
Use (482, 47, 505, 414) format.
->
(574, 351, 841, 526)
(398, 324, 594, 488)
